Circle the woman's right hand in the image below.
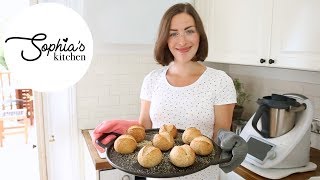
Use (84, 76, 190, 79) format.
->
(92, 120, 139, 153)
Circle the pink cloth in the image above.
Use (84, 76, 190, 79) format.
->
(92, 119, 139, 153)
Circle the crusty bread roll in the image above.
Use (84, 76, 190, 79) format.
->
(152, 132, 174, 151)
(159, 124, 178, 138)
(138, 145, 163, 168)
(190, 136, 214, 156)
(182, 127, 202, 144)
(114, 134, 137, 154)
(169, 144, 195, 167)
(126, 125, 146, 143)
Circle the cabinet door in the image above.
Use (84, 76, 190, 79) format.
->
(199, 0, 273, 66)
(270, 0, 320, 71)
(82, 136, 99, 180)
(100, 169, 135, 180)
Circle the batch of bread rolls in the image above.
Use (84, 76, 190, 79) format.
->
(113, 124, 214, 168)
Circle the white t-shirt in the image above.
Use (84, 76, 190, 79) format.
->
(140, 66, 236, 180)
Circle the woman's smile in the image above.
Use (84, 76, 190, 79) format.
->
(176, 46, 192, 53)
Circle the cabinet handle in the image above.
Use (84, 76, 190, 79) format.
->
(260, 59, 266, 63)
(49, 135, 55, 142)
(269, 59, 275, 64)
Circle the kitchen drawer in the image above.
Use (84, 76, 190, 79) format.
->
(100, 169, 135, 180)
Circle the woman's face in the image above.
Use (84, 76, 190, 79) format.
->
(167, 13, 200, 63)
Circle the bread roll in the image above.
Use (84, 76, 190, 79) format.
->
(159, 124, 177, 138)
(152, 132, 174, 151)
(114, 134, 137, 154)
(169, 144, 195, 167)
(138, 145, 163, 168)
(182, 127, 202, 144)
(190, 136, 214, 156)
(126, 125, 146, 142)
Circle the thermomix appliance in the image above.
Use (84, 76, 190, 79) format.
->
(239, 93, 317, 179)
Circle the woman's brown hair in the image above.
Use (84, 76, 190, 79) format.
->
(154, 3, 208, 66)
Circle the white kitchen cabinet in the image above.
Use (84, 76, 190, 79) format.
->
(270, 0, 320, 71)
(100, 169, 135, 180)
(82, 131, 135, 180)
(195, 0, 320, 71)
(84, 0, 194, 45)
(82, 135, 99, 180)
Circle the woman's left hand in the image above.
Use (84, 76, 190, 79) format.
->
(217, 129, 248, 173)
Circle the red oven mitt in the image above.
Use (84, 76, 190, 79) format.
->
(92, 120, 139, 153)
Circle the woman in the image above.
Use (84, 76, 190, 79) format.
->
(93, 3, 247, 180)
(139, 3, 234, 142)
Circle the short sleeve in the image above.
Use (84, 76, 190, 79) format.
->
(140, 72, 153, 101)
(214, 72, 237, 105)
(140, 67, 166, 101)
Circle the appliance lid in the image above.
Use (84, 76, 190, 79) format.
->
(257, 94, 302, 109)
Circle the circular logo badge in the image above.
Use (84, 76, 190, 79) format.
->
(3, 3, 93, 92)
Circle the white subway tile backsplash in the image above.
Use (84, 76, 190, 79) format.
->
(313, 98, 320, 118)
(303, 83, 320, 95)
(140, 57, 156, 64)
(95, 55, 119, 64)
(315, 106, 320, 118)
(266, 79, 304, 95)
(314, 97, 320, 108)
(77, 97, 99, 107)
(78, 118, 92, 128)
(92, 106, 116, 118)
(118, 55, 140, 65)
(119, 95, 140, 105)
(129, 87, 141, 95)
(117, 74, 136, 84)
(77, 110, 89, 119)
(311, 132, 320, 150)
(128, 104, 140, 113)
(109, 85, 129, 96)
(76, 52, 158, 129)
(98, 96, 119, 106)
(107, 105, 132, 117)
(116, 64, 140, 74)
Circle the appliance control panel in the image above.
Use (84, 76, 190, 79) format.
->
(246, 136, 276, 164)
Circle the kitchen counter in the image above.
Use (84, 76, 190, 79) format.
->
(82, 129, 320, 178)
(234, 147, 320, 179)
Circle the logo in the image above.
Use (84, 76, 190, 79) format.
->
(5, 33, 86, 61)
(3, 3, 93, 92)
